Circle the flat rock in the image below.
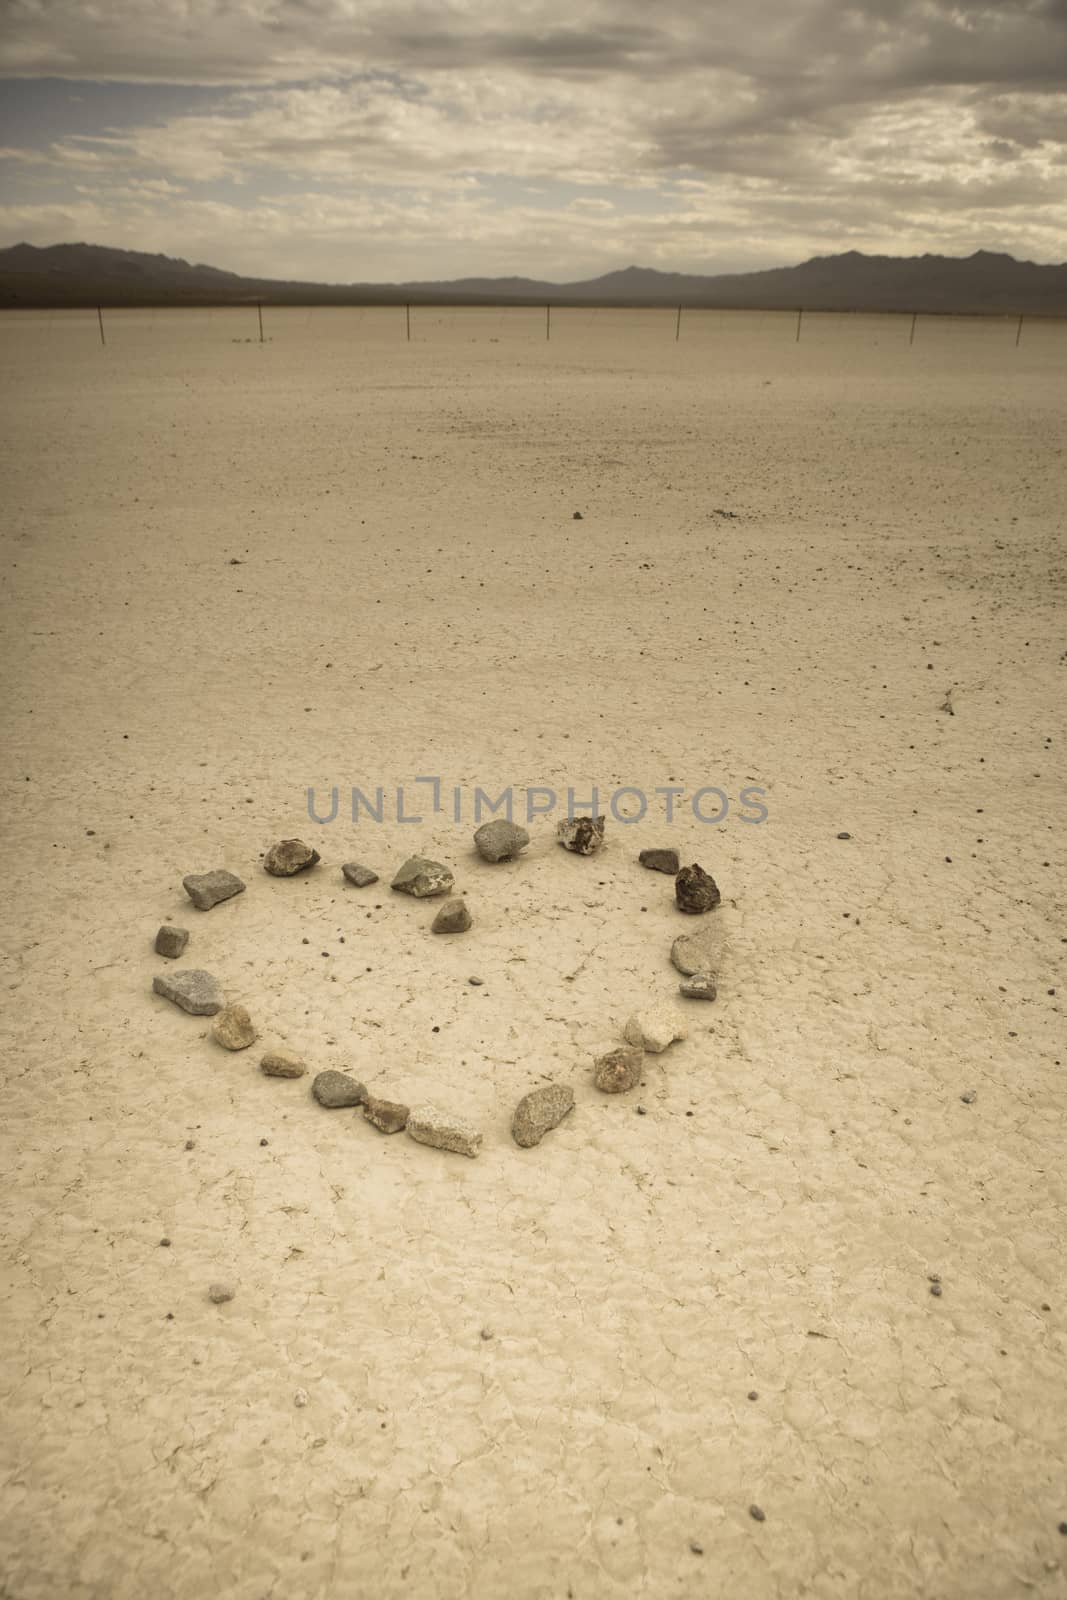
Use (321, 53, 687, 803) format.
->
(675, 862, 721, 913)
(671, 925, 725, 977)
(183, 869, 245, 911)
(312, 1069, 367, 1108)
(511, 1083, 575, 1147)
(264, 838, 320, 876)
(593, 1045, 644, 1094)
(152, 968, 224, 1015)
(557, 816, 606, 855)
(391, 856, 454, 897)
(342, 862, 379, 887)
(260, 1048, 306, 1078)
(679, 974, 718, 1001)
(623, 1010, 687, 1053)
(154, 924, 189, 959)
(363, 1094, 410, 1134)
(407, 1104, 482, 1158)
(474, 819, 530, 862)
(212, 1003, 257, 1050)
(639, 847, 680, 875)
(432, 896, 472, 933)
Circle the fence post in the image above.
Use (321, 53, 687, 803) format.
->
(97, 306, 106, 347)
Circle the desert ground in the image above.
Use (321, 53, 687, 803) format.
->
(0, 302, 1064, 1599)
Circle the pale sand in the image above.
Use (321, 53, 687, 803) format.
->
(1, 306, 1064, 1598)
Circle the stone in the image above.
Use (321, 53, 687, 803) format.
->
(342, 862, 379, 887)
(363, 1094, 410, 1134)
(639, 847, 680, 875)
(264, 838, 320, 876)
(511, 1083, 575, 1148)
(207, 1282, 235, 1304)
(557, 815, 606, 855)
(152, 968, 224, 1015)
(593, 1045, 644, 1094)
(312, 1070, 367, 1108)
(407, 1104, 482, 1158)
(432, 896, 472, 933)
(474, 819, 530, 862)
(675, 863, 721, 914)
(679, 973, 717, 1001)
(212, 1003, 256, 1050)
(671, 924, 725, 977)
(260, 1048, 307, 1078)
(391, 856, 454, 897)
(154, 924, 189, 959)
(623, 1010, 687, 1053)
(182, 869, 245, 911)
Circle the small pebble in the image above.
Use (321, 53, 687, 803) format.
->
(208, 1283, 235, 1304)
(468, 976, 484, 986)
(184, 1139, 195, 1150)
(159, 1237, 171, 1248)
(930, 1283, 943, 1297)
(259, 1137, 269, 1146)
(749, 1505, 766, 1523)
(837, 831, 851, 840)
(480, 1327, 494, 1341)
(689, 1541, 703, 1555)
(294, 1388, 309, 1408)
(747, 1391, 758, 1401)
(960, 1089, 977, 1104)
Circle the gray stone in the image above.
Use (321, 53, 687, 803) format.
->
(671, 924, 725, 977)
(474, 819, 530, 862)
(264, 838, 320, 876)
(211, 1003, 256, 1050)
(154, 924, 189, 959)
(152, 968, 225, 1015)
(312, 1070, 367, 1108)
(363, 1095, 410, 1134)
(391, 856, 454, 897)
(407, 1104, 482, 1158)
(557, 816, 606, 855)
(207, 1282, 235, 1304)
(675, 863, 721, 914)
(639, 847, 680, 875)
(260, 1048, 306, 1078)
(432, 896, 472, 933)
(679, 974, 718, 1001)
(623, 1010, 687, 1053)
(511, 1083, 575, 1148)
(593, 1045, 644, 1094)
(182, 869, 246, 911)
(342, 862, 379, 887)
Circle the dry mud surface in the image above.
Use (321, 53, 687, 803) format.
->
(1, 305, 1065, 1599)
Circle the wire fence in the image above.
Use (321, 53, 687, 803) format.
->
(2, 301, 1064, 359)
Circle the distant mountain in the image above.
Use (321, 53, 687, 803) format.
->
(2, 240, 1066, 314)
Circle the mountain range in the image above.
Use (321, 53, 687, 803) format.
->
(2, 241, 1066, 314)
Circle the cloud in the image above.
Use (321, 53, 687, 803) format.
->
(0, 0, 1065, 275)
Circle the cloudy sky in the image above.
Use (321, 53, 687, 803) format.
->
(1, 0, 1066, 283)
